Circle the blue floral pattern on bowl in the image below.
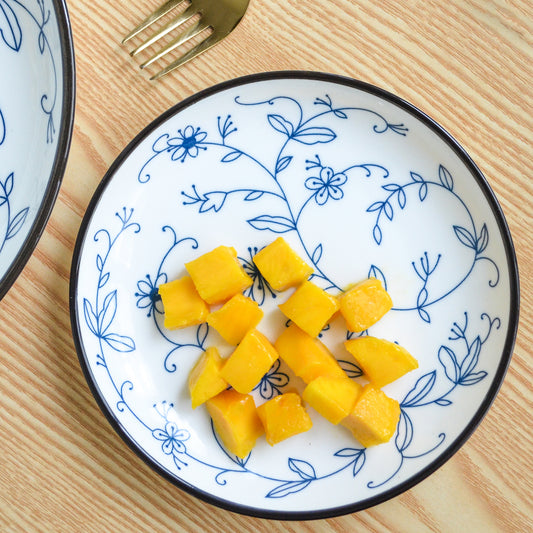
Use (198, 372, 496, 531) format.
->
(71, 73, 518, 519)
(0, 0, 73, 299)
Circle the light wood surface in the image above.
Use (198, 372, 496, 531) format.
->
(1, 0, 532, 531)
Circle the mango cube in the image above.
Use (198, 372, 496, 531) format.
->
(341, 385, 400, 447)
(188, 347, 228, 409)
(344, 336, 418, 388)
(302, 375, 363, 425)
(205, 390, 264, 458)
(220, 329, 279, 393)
(207, 293, 264, 345)
(158, 276, 209, 329)
(185, 246, 253, 305)
(256, 392, 312, 445)
(278, 280, 340, 337)
(339, 278, 393, 332)
(274, 323, 345, 383)
(253, 237, 313, 291)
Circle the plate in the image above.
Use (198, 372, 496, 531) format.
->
(70, 72, 519, 519)
(0, 0, 75, 299)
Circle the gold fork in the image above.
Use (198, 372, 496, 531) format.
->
(123, 0, 250, 80)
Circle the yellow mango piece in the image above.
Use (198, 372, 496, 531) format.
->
(256, 392, 313, 445)
(207, 293, 264, 345)
(302, 375, 363, 425)
(339, 278, 393, 332)
(158, 275, 209, 329)
(188, 347, 228, 409)
(274, 323, 345, 383)
(344, 336, 418, 388)
(253, 237, 313, 291)
(278, 280, 340, 337)
(205, 389, 264, 458)
(341, 385, 400, 447)
(185, 245, 253, 305)
(220, 329, 279, 393)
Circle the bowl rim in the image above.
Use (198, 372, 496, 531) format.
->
(69, 71, 520, 520)
(0, 0, 76, 301)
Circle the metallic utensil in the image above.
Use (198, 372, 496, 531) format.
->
(123, 0, 250, 80)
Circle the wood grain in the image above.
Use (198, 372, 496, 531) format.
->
(1, 0, 532, 531)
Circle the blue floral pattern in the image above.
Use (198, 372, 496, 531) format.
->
(74, 79, 512, 515)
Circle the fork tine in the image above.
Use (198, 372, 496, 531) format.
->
(140, 18, 209, 69)
(130, 3, 198, 57)
(122, 0, 186, 44)
(149, 32, 219, 81)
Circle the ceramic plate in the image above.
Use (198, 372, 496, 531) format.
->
(70, 72, 519, 519)
(0, 0, 75, 299)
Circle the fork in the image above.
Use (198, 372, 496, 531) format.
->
(123, 0, 250, 80)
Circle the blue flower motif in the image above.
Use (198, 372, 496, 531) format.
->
(305, 166, 347, 205)
(254, 359, 290, 400)
(135, 273, 165, 317)
(152, 421, 190, 456)
(167, 125, 207, 162)
(240, 246, 276, 305)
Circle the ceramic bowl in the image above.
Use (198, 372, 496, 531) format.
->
(70, 72, 519, 519)
(0, 0, 75, 299)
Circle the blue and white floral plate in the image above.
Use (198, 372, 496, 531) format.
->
(70, 72, 519, 519)
(0, 0, 74, 299)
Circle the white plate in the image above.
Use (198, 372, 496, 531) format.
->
(70, 73, 519, 519)
(0, 0, 74, 299)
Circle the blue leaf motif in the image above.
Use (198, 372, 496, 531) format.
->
(276, 155, 292, 173)
(0, 0, 22, 51)
(398, 188, 407, 208)
(96, 254, 104, 272)
(334, 448, 365, 477)
(372, 224, 382, 245)
(418, 306, 431, 323)
(454, 225, 477, 249)
(366, 201, 384, 212)
(4, 172, 13, 196)
(244, 191, 264, 201)
(438, 345, 460, 383)
(410, 172, 423, 182)
(435, 398, 452, 406)
(418, 182, 428, 201)
(103, 333, 136, 352)
(477, 223, 489, 253)
(247, 214, 295, 234)
(368, 265, 387, 290)
(221, 150, 242, 163)
(395, 410, 413, 452)
(83, 298, 98, 336)
(459, 370, 487, 386)
(439, 165, 454, 191)
(200, 192, 226, 213)
(402, 371, 436, 407)
(196, 322, 209, 347)
(460, 336, 481, 378)
(383, 201, 393, 221)
(98, 272, 110, 288)
(267, 114, 294, 137)
(288, 458, 316, 480)
(266, 479, 311, 499)
(292, 126, 336, 145)
(311, 243, 323, 264)
(98, 290, 117, 335)
(6, 207, 28, 239)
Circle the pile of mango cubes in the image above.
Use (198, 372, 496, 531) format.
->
(158, 237, 418, 458)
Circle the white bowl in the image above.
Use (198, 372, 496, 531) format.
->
(0, 0, 75, 299)
(70, 72, 519, 519)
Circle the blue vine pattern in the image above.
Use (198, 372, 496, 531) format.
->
(1, 0, 59, 142)
(78, 91, 505, 501)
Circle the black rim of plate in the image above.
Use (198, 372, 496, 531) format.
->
(69, 71, 520, 520)
(0, 0, 76, 301)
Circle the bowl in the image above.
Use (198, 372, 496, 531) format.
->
(0, 0, 75, 299)
(69, 72, 519, 519)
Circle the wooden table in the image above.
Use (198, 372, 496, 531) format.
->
(1, 0, 531, 530)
